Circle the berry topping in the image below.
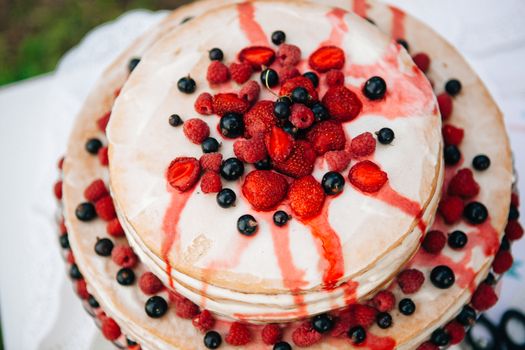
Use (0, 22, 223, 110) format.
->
(95, 238, 114, 257)
(448, 230, 468, 249)
(237, 214, 258, 236)
(200, 171, 222, 194)
(201, 137, 220, 153)
(200, 153, 223, 172)
(128, 57, 140, 72)
(84, 179, 108, 202)
(376, 127, 395, 144)
(348, 160, 388, 193)
(260, 68, 279, 87)
(213, 93, 251, 116)
(98, 146, 109, 166)
(75, 202, 97, 221)
(230, 62, 253, 84)
(139, 272, 163, 295)
(94, 195, 116, 221)
(348, 326, 366, 344)
(437, 93, 453, 120)
(396, 39, 409, 51)
(195, 93, 214, 115)
(207, 61, 230, 84)
(86, 138, 103, 155)
(398, 298, 416, 315)
(412, 52, 430, 73)
(506, 220, 524, 241)
(274, 342, 292, 350)
(472, 154, 491, 171)
(463, 201, 488, 224)
(282, 121, 299, 138)
(292, 322, 322, 347)
(438, 196, 464, 224)
(325, 150, 352, 172)
(279, 65, 300, 81)
(277, 44, 301, 66)
(456, 305, 477, 326)
(76, 279, 89, 299)
(350, 132, 376, 158)
(193, 310, 215, 333)
(216, 188, 236, 208)
(234, 133, 267, 163)
(219, 113, 244, 139)
(273, 210, 291, 227)
(422, 230, 447, 254)
(397, 269, 425, 294)
(306, 120, 345, 155)
(376, 312, 393, 329)
(220, 157, 244, 181)
(363, 76, 387, 100)
(444, 145, 461, 166)
(312, 314, 334, 333)
(448, 168, 480, 199)
(88, 295, 99, 308)
(430, 265, 455, 289)
(444, 321, 466, 344)
(273, 140, 316, 178)
(274, 101, 291, 120)
(430, 328, 450, 346)
(372, 290, 396, 312)
(209, 48, 224, 61)
(244, 100, 277, 137)
(174, 296, 199, 319)
(290, 104, 315, 129)
(255, 157, 272, 170)
(303, 71, 319, 88)
(311, 103, 329, 121)
(242, 170, 288, 211)
(70, 264, 82, 279)
(509, 205, 520, 220)
(226, 322, 252, 346)
(471, 283, 498, 311)
(442, 124, 464, 146)
(326, 69, 345, 87)
(116, 268, 135, 286)
(445, 79, 462, 96)
(167, 157, 201, 192)
(204, 331, 222, 349)
(322, 86, 362, 122)
(169, 114, 183, 127)
(322, 171, 345, 195)
(183, 118, 210, 144)
(59, 234, 70, 249)
(271, 30, 286, 45)
(101, 317, 121, 341)
(289, 175, 325, 220)
(239, 80, 260, 103)
(265, 126, 295, 162)
(309, 46, 345, 73)
(280, 76, 318, 101)
(145, 295, 168, 318)
(97, 112, 111, 132)
(238, 46, 275, 69)
(417, 342, 439, 350)
(177, 76, 196, 94)
(291, 87, 309, 104)
(492, 250, 513, 274)
(262, 324, 283, 345)
(112, 245, 138, 268)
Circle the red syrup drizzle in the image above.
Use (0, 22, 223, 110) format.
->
(356, 332, 397, 350)
(320, 7, 349, 47)
(352, 0, 368, 18)
(389, 6, 406, 40)
(237, 2, 270, 46)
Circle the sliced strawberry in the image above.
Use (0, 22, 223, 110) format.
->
(167, 157, 201, 192)
(348, 160, 388, 193)
(279, 76, 318, 101)
(212, 93, 251, 116)
(242, 170, 288, 211)
(308, 46, 345, 73)
(265, 126, 294, 162)
(306, 120, 346, 155)
(289, 175, 325, 220)
(273, 140, 316, 178)
(238, 46, 275, 70)
(243, 100, 277, 137)
(322, 86, 362, 122)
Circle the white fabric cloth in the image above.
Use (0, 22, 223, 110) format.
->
(0, 1, 523, 349)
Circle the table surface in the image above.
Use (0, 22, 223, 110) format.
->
(1, 1, 524, 349)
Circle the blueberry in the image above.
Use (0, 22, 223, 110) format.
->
(500, 237, 510, 251)
(220, 158, 244, 181)
(271, 30, 286, 45)
(445, 79, 462, 96)
(363, 76, 387, 100)
(219, 113, 244, 138)
(311, 103, 329, 121)
(202, 137, 220, 153)
(169, 114, 183, 127)
(444, 145, 461, 166)
(456, 305, 477, 326)
(348, 326, 366, 344)
(464, 202, 488, 224)
(145, 295, 168, 318)
(291, 87, 309, 104)
(254, 157, 272, 170)
(273, 211, 290, 227)
(75, 202, 97, 221)
(509, 205, 520, 221)
(399, 298, 416, 315)
(59, 234, 70, 249)
(95, 238, 114, 257)
(312, 314, 334, 333)
(484, 272, 497, 285)
(448, 230, 468, 249)
(237, 214, 258, 236)
(177, 76, 196, 94)
(209, 48, 224, 61)
(273, 342, 292, 350)
(430, 265, 455, 289)
(69, 264, 82, 280)
(303, 71, 319, 88)
(216, 188, 236, 208)
(128, 57, 141, 73)
(85, 138, 103, 155)
(261, 68, 279, 88)
(274, 101, 291, 120)
(116, 268, 135, 286)
(88, 295, 100, 308)
(276, 96, 293, 106)
(322, 172, 345, 195)
(127, 338, 138, 346)
(377, 127, 395, 144)
(376, 312, 392, 329)
(282, 121, 299, 137)
(472, 154, 490, 171)
(204, 331, 222, 349)
(430, 328, 450, 346)
(396, 39, 409, 52)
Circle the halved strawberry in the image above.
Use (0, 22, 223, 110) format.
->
(308, 46, 345, 73)
(167, 157, 201, 192)
(212, 93, 251, 116)
(242, 170, 288, 211)
(243, 100, 277, 137)
(238, 46, 275, 70)
(279, 76, 318, 101)
(289, 175, 326, 220)
(265, 126, 294, 162)
(322, 86, 362, 122)
(273, 140, 316, 178)
(348, 160, 388, 193)
(306, 120, 346, 155)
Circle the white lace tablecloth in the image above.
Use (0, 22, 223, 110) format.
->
(0, 1, 524, 349)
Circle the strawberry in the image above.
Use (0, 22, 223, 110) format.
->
(95, 195, 116, 221)
(239, 80, 260, 103)
(444, 321, 466, 345)
(101, 317, 121, 341)
(437, 93, 453, 120)
(448, 168, 480, 199)
(200, 171, 222, 193)
(98, 146, 109, 166)
(350, 132, 376, 158)
(505, 220, 524, 241)
(492, 250, 513, 274)
(194, 92, 214, 115)
(412, 52, 431, 73)
(192, 310, 215, 333)
(276, 44, 301, 66)
(261, 324, 282, 345)
(199, 153, 222, 173)
(292, 322, 322, 347)
(84, 179, 108, 202)
(233, 133, 267, 163)
(230, 62, 253, 84)
(438, 196, 464, 224)
(97, 111, 111, 132)
(167, 157, 201, 192)
(306, 120, 346, 155)
(322, 86, 362, 122)
(107, 218, 125, 237)
(265, 126, 294, 162)
(289, 175, 325, 219)
(372, 290, 395, 312)
(280, 76, 318, 101)
(326, 69, 345, 87)
(183, 118, 210, 144)
(273, 140, 316, 178)
(290, 104, 315, 129)
(325, 150, 352, 172)
(243, 100, 277, 137)
(206, 61, 230, 84)
(111, 245, 138, 268)
(309, 46, 345, 73)
(442, 124, 464, 146)
(226, 322, 252, 346)
(212, 93, 251, 116)
(238, 46, 275, 70)
(471, 283, 498, 311)
(138, 272, 163, 295)
(242, 170, 288, 211)
(422, 230, 446, 254)
(348, 160, 388, 193)
(397, 269, 425, 294)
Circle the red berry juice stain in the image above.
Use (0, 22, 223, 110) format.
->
(352, 0, 369, 18)
(321, 7, 349, 47)
(356, 332, 396, 350)
(237, 2, 270, 46)
(389, 6, 406, 41)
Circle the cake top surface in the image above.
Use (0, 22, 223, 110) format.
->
(107, 0, 441, 321)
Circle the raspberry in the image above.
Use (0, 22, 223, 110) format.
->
(111, 245, 138, 268)
(213, 93, 251, 116)
(84, 179, 108, 202)
(97, 111, 111, 132)
(95, 196, 116, 221)
(76, 279, 90, 300)
(280, 76, 318, 101)
(238, 80, 260, 103)
(372, 290, 395, 312)
(492, 250, 513, 274)
(505, 220, 524, 241)
(437, 93, 453, 120)
(292, 322, 322, 347)
(330, 313, 352, 337)
(511, 192, 520, 207)
(98, 146, 109, 166)
(325, 150, 352, 172)
(471, 283, 498, 311)
(242, 170, 288, 211)
(306, 120, 346, 155)
(192, 310, 215, 333)
(322, 86, 362, 122)
(226, 322, 252, 346)
(174, 296, 200, 319)
(233, 133, 267, 163)
(244, 100, 277, 137)
(442, 124, 464, 146)
(448, 168, 480, 199)
(194, 92, 214, 115)
(348, 304, 377, 328)
(277, 44, 301, 66)
(101, 317, 121, 341)
(444, 321, 466, 345)
(265, 126, 295, 162)
(273, 141, 316, 178)
(167, 157, 201, 192)
(59, 218, 67, 234)
(57, 156, 65, 170)
(350, 132, 376, 158)
(326, 69, 345, 87)
(261, 324, 282, 345)
(438, 196, 464, 224)
(279, 65, 300, 81)
(106, 218, 125, 237)
(289, 175, 325, 219)
(200, 171, 222, 193)
(416, 341, 439, 350)
(230, 62, 253, 84)
(66, 250, 75, 264)
(54, 180, 63, 200)
(309, 46, 345, 73)
(348, 160, 388, 193)
(199, 153, 223, 173)
(412, 52, 431, 73)
(183, 118, 210, 144)
(397, 269, 425, 294)
(422, 230, 447, 254)
(290, 104, 315, 129)
(206, 61, 230, 84)
(238, 46, 275, 70)
(139, 272, 163, 295)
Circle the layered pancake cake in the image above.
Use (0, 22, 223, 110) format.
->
(54, 1, 522, 349)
